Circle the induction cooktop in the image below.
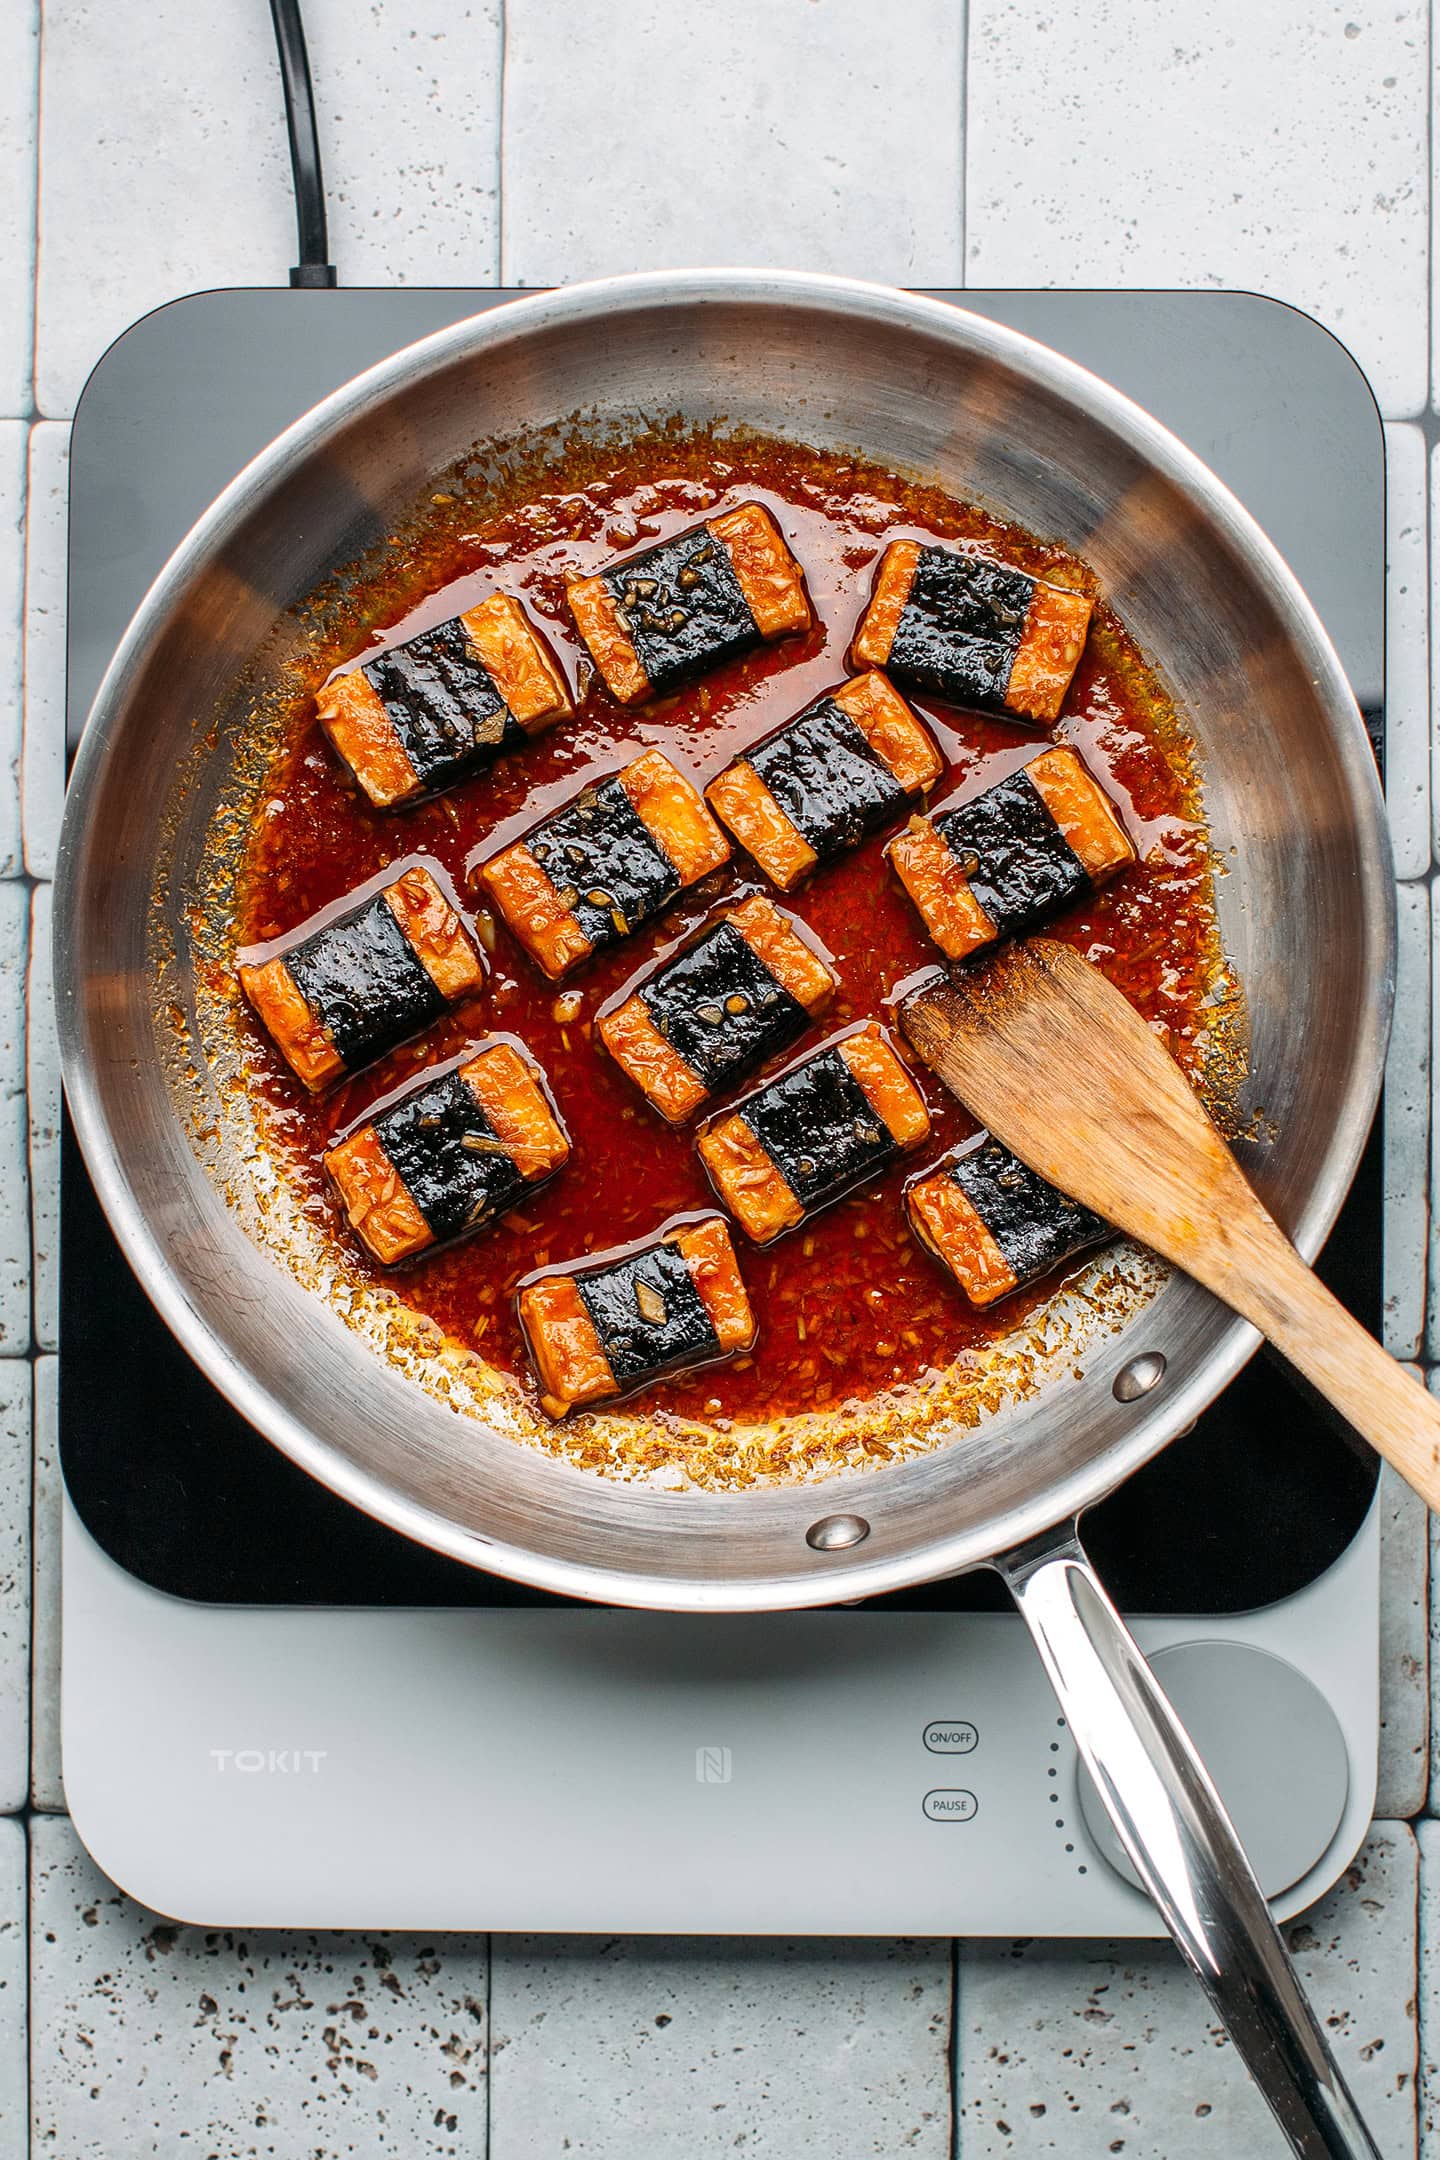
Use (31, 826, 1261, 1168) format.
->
(57, 288, 1390, 1930)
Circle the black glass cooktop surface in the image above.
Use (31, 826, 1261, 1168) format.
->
(57, 287, 1387, 1614)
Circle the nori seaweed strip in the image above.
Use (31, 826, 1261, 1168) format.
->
(639, 922, 805, 1091)
(948, 1137, 1108, 1281)
(747, 699, 910, 859)
(741, 1047, 894, 1210)
(361, 616, 521, 789)
(529, 777, 681, 950)
(890, 549, 1035, 710)
(575, 1240, 720, 1389)
(602, 527, 759, 694)
(370, 1069, 525, 1245)
(934, 768, 1088, 934)
(286, 895, 444, 1066)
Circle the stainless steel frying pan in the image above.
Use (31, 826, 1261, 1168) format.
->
(54, 274, 1394, 2155)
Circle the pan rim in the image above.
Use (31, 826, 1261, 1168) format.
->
(52, 270, 1396, 1610)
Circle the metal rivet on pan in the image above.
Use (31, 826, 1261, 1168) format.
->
(1113, 1352, 1167, 1402)
(806, 1513, 871, 1552)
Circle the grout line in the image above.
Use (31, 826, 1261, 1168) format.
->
(1428, 0, 1435, 420)
(495, 0, 509, 288)
(24, 0, 41, 427)
(948, 1934, 960, 2157)
(957, 0, 969, 286)
(483, 1930, 493, 2160)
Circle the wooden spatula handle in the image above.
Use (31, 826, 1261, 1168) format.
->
(1192, 1207, 1440, 1512)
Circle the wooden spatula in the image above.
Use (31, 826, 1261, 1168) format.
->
(900, 937, 1440, 1515)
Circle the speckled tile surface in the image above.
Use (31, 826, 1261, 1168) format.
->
(489, 1935, 952, 2157)
(0, 2, 37, 419)
(0, 1364, 30, 1822)
(26, 884, 55, 1356)
(500, 0, 964, 287)
(20, 424, 67, 883)
(13, 4, 1440, 2153)
(30, 1813, 489, 2157)
(960, 1826, 1419, 2159)
(0, 1819, 25, 2160)
(1390, 425, 1430, 880)
(0, 883, 30, 1367)
(1391, 881, 1430, 1362)
(34, 0, 504, 420)
(30, 1355, 60, 1815)
(0, 427, 24, 885)
(1383, 1458, 1432, 1820)
(966, 0, 1430, 419)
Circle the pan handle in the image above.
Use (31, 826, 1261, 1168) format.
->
(997, 1522, 1379, 2160)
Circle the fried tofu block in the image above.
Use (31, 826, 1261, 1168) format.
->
(698, 1021, 930, 1245)
(705, 674, 941, 891)
(480, 752, 729, 979)
(888, 747, 1133, 962)
(238, 862, 485, 1091)
(318, 594, 571, 809)
(704, 761, 816, 891)
(567, 503, 811, 705)
(886, 817, 997, 964)
(907, 1134, 1108, 1307)
(324, 1039, 567, 1266)
(518, 1216, 756, 1416)
(598, 894, 838, 1121)
(852, 541, 1093, 726)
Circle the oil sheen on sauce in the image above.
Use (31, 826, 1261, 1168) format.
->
(233, 433, 1227, 1455)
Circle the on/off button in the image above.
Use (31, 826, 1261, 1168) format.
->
(923, 1720, 978, 1754)
(923, 1789, 978, 1822)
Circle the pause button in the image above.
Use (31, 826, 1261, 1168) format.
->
(923, 1788, 978, 1822)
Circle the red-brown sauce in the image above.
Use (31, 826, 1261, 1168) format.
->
(233, 435, 1223, 1430)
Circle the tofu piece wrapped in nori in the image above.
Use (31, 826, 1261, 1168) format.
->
(705, 672, 942, 891)
(518, 1215, 756, 1417)
(479, 749, 730, 979)
(907, 1133, 1109, 1307)
(888, 747, 1134, 963)
(597, 894, 839, 1122)
(324, 1039, 569, 1265)
(238, 862, 485, 1090)
(852, 540, 1093, 726)
(697, 1021, 930, 1245)
(318, 593, 572, 809)
(567, 503, 811, 706)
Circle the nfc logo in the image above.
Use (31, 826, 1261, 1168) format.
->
(695, 1745, 733, 1785)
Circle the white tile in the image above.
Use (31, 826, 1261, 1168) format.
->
(30, 1356, 60, 1814)
(1391, 880, 1428, 1360)
(21, 422, 66, 882)
(302, 0, 502, 287)
(34, 0, 291, 421)
(34, 0, 503, 421)
(0, 1366, 29, 1822)
(0, 1346, 23, 1777)
(501, 0, 964, 287)
(0, 1820, 25, 2160)
(1424, 880, 1440, 1363)
(489, 1935, 951, 2157)
(0, 884, 29, 1363)
(27, 882, 55, 1354)
(967, 0, 1429, 420)
(30, 1813, 488, 2156)
(1388, 425, 1428, 877)
(0, 2, 37, 418)
(1380, 1453, 1429, 1819)
(964, 1825, 1418, 2159)
(1414, 1819, 1440, 2157)
(0, 426, 24, 882)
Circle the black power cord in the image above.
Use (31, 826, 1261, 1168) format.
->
(268, 0, 337, 287)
